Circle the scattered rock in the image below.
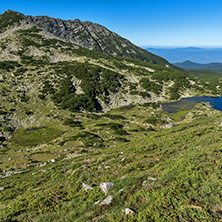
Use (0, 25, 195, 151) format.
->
(99, 182, 114, 194)
(142, 177, 157, 187)
(142, 181, 147, 185)
(122, 208, 135, 215)
(50, 159, 56, 163)
(82, 165, 87, 169)
(148, 177, 156, 181)
(63, 153, 84, 160)
(82, 183, 93, 191)
(160, 122, 175, 129)
(0, 187, 5, 191)
(100, 195, 113, 206)
(0, 169, 29, 179)
(36, 162, 48, 167)
(93, 200, 100, 205)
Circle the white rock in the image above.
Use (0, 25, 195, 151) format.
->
(122, 208, 134, 215)
(100, 195, 113, 206)
(142, 180, 147, 185)
(99, 182, 114, 194)
(0, 187, 5, 191)
(50, 159, 56, 163)
(93, 200, 100, 205)
(160, 122, 175, 129)
(148, 177, 156, 181)
(82, 183, 93, 191)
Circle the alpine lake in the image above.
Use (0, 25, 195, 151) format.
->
(162, 96, 222, 120)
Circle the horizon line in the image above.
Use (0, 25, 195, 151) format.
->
(140, 45, 222, 49)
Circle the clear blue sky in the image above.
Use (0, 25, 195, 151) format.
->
(1, 0, 222, 48)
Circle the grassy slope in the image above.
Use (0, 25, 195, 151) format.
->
(187, 69, 222, 88)
(1, 104, 222, 221)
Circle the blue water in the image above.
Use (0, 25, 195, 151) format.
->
(125, 106, 135, 110)
(162, 96, 222, 113)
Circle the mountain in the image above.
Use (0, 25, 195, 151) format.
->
(174, 61, 222, 90)
(0, 9, 214, 114)
(0, 10, 170, 66)
(1, 10, 222, 222)
(174, 60, 222, 73)
(0, 9, 216, 140)
(145, 47, 222, 63)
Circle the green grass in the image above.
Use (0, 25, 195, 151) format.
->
(1, 111, 222, 221)
(10, 127, 64, 148)
(166, 109, 191, 121)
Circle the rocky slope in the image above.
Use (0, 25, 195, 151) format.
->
(0, 10, 170, 65)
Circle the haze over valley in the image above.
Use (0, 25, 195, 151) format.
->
(145, 47, 222, 64)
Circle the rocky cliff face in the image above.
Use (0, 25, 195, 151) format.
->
(0, 10, 170, 65)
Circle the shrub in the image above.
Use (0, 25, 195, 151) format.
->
(139, 78, 162, 94)
(63, 118, 82, 127)
(139, 91, 151, 98)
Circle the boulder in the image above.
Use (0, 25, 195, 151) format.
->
(82, 183, 93, 191)
(99, 182, 114, 194)
(122, 208, 134, 215)
(100, 195, 113, 206)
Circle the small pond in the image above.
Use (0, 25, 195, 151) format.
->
(162, 96, 222, 113)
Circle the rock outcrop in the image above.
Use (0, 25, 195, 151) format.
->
(0, 10, 171, 66)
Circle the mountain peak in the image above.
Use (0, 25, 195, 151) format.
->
(2, 9, 25, 17)
(0, 10, 170, 65)
(0, 10, 25, 31)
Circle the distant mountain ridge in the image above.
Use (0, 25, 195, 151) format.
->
(0, 10, 170, 66)
(145, 47, 222, 63)
(174, 60, 222, 73)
